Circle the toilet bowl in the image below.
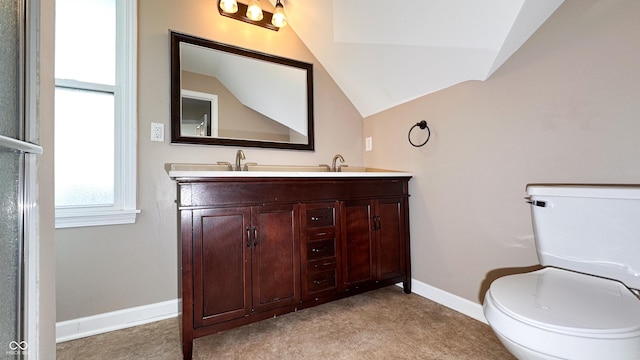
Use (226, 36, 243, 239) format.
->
(484, 267, 640, 360)
(484, 185, 640, 360)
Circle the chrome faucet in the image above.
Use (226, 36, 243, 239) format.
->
(235, 149, 246, 171)
(331, 154, 345, 172)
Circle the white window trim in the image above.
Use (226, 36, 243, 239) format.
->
(55, 0, 139, 229)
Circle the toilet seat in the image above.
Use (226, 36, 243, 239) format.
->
(484, 267, 640, 360)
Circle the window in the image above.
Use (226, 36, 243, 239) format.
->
(54, 0, 138, 228)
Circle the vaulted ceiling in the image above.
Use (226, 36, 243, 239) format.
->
(279, 0, 565, 117)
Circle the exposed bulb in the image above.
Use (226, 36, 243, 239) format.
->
(246, 0, 263, 21)
(219, 0, 238, 14)
(271, 0, 287, 28)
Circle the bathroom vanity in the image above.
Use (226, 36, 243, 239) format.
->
(169, 168, 412, 360)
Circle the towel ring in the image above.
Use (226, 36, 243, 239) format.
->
(408, 120, 431, 147)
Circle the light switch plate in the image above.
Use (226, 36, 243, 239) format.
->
(365, 136, 373, 152)
(151, 123, 164, 142)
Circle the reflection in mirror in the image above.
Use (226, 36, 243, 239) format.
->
(171, 31, 315, 150)
(181, 90, 218, 138)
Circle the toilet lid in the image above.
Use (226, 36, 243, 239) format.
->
(490, 267, 640, 335)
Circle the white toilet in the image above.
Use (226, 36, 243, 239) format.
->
(483, 184, 640, 360)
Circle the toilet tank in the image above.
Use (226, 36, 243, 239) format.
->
(527, 184, 640, 290)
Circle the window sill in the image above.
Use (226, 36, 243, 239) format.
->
(55, 209, 140, 229)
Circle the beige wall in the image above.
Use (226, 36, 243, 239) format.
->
(364, 0, 640, 304)
(55, 0, 363, 321)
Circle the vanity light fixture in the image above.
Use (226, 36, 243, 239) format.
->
(219, 0, 238, 13)
(217, 0, 287, 31)
(246, 0, 263, 21)
(271, 0, 287, 28)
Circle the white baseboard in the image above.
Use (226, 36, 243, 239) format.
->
(401, 279, 488, 324)
(56, 280, 485, 343)
(56, 299, 179, 343)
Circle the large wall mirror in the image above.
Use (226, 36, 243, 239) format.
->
(170, 31, 314, 150)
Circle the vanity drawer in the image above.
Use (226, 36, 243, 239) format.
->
(307, 257, 337, 273)
(306, 239, 335, 260)
(304, 207, 334, 228)
(306, 269, 337, 293)
(306, 229, 336, 241)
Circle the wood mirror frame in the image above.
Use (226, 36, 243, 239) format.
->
(170, 31, 315, 150)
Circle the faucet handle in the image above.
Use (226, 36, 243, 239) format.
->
(337, 164, 349, 172)
(216, 161, 233, 171)
(243, 162, 258, 171)
(318, 164, 331, 171)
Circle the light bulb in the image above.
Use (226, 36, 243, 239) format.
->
(219, 0, 238, 14)
(271, 0, 287, 28)
(246, 0, 263, 21)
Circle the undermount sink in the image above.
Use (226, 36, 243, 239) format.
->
(245, 164, 329, 172)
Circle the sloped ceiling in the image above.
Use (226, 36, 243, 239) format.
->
(280, 0, 564, 117)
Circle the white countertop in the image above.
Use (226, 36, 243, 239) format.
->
(167, 164, 413, 179)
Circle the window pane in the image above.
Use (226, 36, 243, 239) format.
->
(55, 0, 116, 85)
(55, 87, 115, 207)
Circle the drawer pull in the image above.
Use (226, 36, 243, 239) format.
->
(311, 216, 327, 221)
(313, 278, 331, 285)
(311, 246, 328, 253)
(314, 262, 334, 268)
(313, 262, 335, 269)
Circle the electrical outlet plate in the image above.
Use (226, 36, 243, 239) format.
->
(151, 123, 164, 142)
(365, 137, 373, 152)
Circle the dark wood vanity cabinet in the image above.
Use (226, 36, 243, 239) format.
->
(341, 197, 408, 293)
(176, 177, 411, 360)
(191, 204, 299, 328)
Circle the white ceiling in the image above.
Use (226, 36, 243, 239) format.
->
(279, 0, 565, 117)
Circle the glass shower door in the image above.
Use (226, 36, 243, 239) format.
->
(1, 0, 41, 357)
(1, 0, 24, 354)
(0, 149, 24, 358)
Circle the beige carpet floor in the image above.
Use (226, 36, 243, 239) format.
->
(56, 286, 514, 359)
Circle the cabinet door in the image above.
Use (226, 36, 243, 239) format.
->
(251, 204, 300, 313)
(376, 198, 406, 280)
(340, 200, 375, 289)
(193, 207, 251, 327)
